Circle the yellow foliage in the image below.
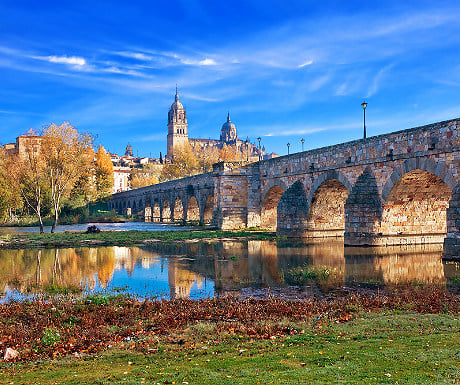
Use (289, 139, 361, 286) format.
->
(95, 145, 114, 197)
(129, 163, 161, 189)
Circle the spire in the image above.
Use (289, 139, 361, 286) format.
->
(227, 112, 231, 122)
(175, 85, 179, 102)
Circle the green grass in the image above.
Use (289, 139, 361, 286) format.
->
(0, 229, 277, 249)
(2, 312, 459, 384)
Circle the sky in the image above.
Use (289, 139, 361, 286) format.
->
(1, 0, 460, 157)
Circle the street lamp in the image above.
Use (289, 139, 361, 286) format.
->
(301, 138, 305, 152)
(257, 137, 261, 161)
(287, 142, 290, 155)
(245, 139, 249, 161)
(361, 101, 368, 139)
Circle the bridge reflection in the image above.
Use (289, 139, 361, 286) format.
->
(1, 240, 459, 300)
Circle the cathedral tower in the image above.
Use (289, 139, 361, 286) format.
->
(167, 88, 188, 158)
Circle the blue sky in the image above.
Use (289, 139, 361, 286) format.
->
(1, 0, 460, 157)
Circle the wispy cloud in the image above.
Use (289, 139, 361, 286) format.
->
(298, 60, 313, 68)
(32, 55, 88, 70)
(258, 121, 360, 137)
(366, 64, 394, 97)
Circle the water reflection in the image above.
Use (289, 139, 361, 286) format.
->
(0, 241, 458, 301)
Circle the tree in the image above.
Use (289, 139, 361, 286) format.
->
(0, 148, 23, 222)
(0, 141, 48, 231)
(95, 145, 114, 198)
(196, 145, 220, 173)
(129, 163, 160, 189)
(160, 143, 200, 181)
(42, 122, 93, 233)
(219, 143, 245, 162)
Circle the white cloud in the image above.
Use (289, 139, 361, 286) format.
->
(112, 51, 154, 61)
(181, 57, 218, 66)
(298, 60, 313, 68)
(47, 55, 86, 66)
(102, 66, 147, 77)
(31, 54, 88, 70)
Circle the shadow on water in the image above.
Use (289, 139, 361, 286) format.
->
(1, 240, 459, 302)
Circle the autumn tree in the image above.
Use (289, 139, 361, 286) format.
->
(95, 145, 114, 198)
(0, 148, 23, 222)
(196, 145, 220, 173)
(130, 163, 161, 189)
(160, 143, 200, 181)
(219, 143, 245, 162)
(42, 122, 94, 233)
(0, 140, 50, 231)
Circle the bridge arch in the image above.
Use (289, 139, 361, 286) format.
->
(203, 194, 214, 224)
(162, 198, 171, 222)
(173, 197, 184, 222)
(277, 180, 308, 236)
(260, 181, 287, 230)
(187, 196, 200, 222)
(306, 171, 352, 237)
(382, 158, 456, 201)
(152, 201, 161, 222)
(380, 159, 455, 242)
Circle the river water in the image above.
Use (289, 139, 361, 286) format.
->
(0, 221, 190, 234)
(1, 238, 459, 302)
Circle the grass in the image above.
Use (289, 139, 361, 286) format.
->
(284, 265, 334, 285)
(0, 228, 277, 249)
(2, 312, 459, 384)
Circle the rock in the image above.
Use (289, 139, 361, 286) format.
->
(86, 225, 101, 234)
(4, 348, 19, 361)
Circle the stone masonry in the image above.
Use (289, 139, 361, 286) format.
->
(109, 118, 460, 257)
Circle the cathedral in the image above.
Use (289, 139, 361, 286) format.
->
(166, 89, 271, 161)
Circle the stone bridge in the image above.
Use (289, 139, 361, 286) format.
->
(109, 118, 460, 257)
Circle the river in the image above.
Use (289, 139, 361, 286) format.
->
(0, 221, 191, 234)
(1, 239, 459, 302)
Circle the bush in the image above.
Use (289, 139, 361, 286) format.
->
(41, 327, 60, 346)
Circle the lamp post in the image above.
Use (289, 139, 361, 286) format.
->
(301, 138, 305, 152)
(361, 101, 367, 139)
(287, 142, 290, 155)
(257, 137, 261, 161)
(245, 139, 249, 161)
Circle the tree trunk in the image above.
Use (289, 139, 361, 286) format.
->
(38, 215, 44, 234)
(51, 210, 58, 233)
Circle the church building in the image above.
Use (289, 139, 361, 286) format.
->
(166, 89, 270, 161)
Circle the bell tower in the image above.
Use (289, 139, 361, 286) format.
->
(167, 88, 188, 158)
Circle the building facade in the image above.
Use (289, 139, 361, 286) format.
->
(166, 89, 271, 161)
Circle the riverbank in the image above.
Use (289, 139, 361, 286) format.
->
(1, 286, 459, 383)
(0, 228, 277, 248)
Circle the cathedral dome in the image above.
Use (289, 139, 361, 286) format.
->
(220, 113, 237, 142)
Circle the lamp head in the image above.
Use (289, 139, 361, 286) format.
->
(361, 101, 368, 110)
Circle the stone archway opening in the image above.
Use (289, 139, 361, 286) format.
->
(152, 202, 161, 222)
(381, 169, 452, 243)
(277, 181, 308, 236)
(203, 195, 214, 224)
(187, 196, 200, 222)
(307, 179, 350, 237)
(260, 186, 285, 230)
(162, 199, 171, 222)
(173, 198, 184, 222)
